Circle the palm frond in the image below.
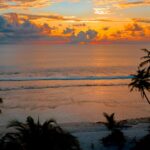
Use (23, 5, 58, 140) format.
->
(129, 67, 150, 104)
(141, 48, 150, 54)
(7, 120, 26, 130)
(139, 60, 150, 68)
(2, 116, 81, 150)
(103, 113, 118, 130)
(26, 116, 36, 128)
(139, 49, 150, 69)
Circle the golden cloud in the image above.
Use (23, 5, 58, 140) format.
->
(93, 0, 150, 8)
(0, 0, 51, 9)
(4, 12, 116, 23)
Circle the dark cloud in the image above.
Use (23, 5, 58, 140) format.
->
(41, 23, 56, 34)
(63, 28, 74, 34)
(70, 29, 98, 43)
(0, 14, 98, 44)
(0, 14, 99, 44)
(0, 15, 53, 43)
(86, 29, 98, 39)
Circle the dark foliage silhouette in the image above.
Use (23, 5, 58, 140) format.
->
(139, 49, 150, 72)
(129, 49, 150, 104)
(131, 134, 150, 150)
(0, 97, 3, 114)
(103, 113, 122, 131)
(0, 116, 81, 150)
(101, 113, 126, 150)
(0, 98, 3, 103)
(102, 129, 126, 150)
(129, 69, 150, 104)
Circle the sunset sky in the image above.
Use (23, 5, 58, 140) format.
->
(0, 0, 150, 44)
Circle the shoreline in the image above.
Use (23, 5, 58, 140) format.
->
(65, 117, 150, 150)
(0, 116, 149, 150)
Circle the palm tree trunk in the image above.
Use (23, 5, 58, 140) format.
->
(143, 91, 150, 104)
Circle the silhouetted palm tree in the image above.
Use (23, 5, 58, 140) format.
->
(0, 116, 81, 150)
(129, 69, 150, 104)
(102, 113, 126, 150)
(103, 113, 119, 131)
(139, 49, 150, 72)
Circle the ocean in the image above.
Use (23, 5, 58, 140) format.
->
(0, 44, 150, 125)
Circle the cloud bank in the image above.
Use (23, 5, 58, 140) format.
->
(0, 14, 99, 44)
(0, 13, 149, 44)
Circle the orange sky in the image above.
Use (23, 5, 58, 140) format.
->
(0, 0, 150, 44)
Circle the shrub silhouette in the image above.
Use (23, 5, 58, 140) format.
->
(131, 134, 150, 150)
(102, 129, 126, 150)
(0, 116, 81, 150)
(101, 113, 126, 150)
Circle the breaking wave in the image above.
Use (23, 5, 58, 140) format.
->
(0, 83, 128, 91)
(0, 75, 133, 81)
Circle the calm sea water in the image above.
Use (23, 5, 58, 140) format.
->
(0, 44, 150, 124)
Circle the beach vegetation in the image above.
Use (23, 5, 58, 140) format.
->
(0, 116, 81, 150)
(129, 49, 150, 104)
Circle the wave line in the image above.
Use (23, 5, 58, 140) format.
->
(0, 75, 133, 82)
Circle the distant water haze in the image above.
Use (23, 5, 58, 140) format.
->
(0, 44, 150, 125)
